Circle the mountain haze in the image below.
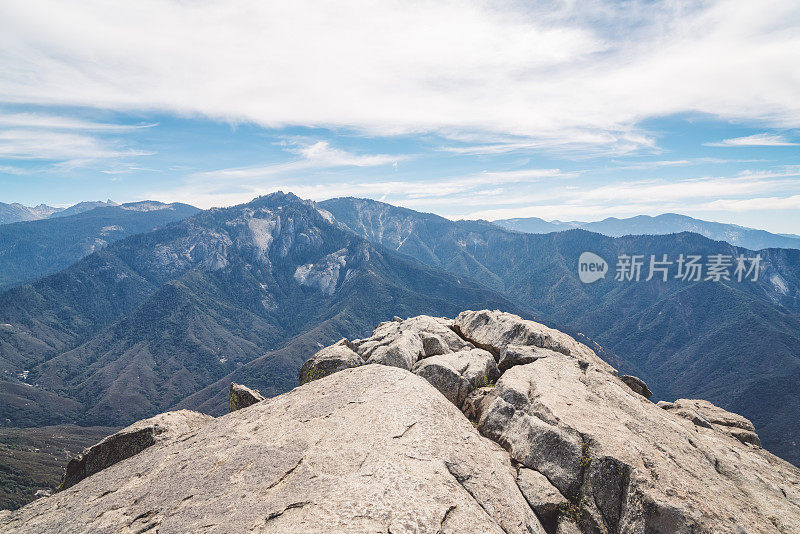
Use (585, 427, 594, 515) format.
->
(495, 212, 800, 251)
(0, 204, 59, 225)
(0, 200, 122, 225)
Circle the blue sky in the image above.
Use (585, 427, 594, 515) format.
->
(0, 1, 798, 233)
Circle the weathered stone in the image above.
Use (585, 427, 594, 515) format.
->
(672, 398, 757, 431)
(419, 331, 450, 357)
(412, 348, 499, 407)
(454, 310, 615, 373)
(471, 354, 800, 533)
(498, 344, 556, 372)
(619, 375, 653, 399)
(12, 310, 800, 534)
(3, 366, 545, 534)
(516, 467, 568, 531)
(59, 410, 212, 490)
(725, 427, 762, 447)
(298, 338, 363, 384)
(412, 356, 470, 406)
(365, 329, 423, 369)
(228, 382, 265, 412)
(555, 516, 582, 534)
(478, 367, 586, 499)
(663, 399, 761, 446)
(351, 315, 472, 366)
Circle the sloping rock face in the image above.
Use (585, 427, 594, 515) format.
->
(3, 366, 544, 534)
(412, 348, 499, 406)
(476, 356, 800, 533)
(60, 410, 212, 490)
(453, 310, 616, 374)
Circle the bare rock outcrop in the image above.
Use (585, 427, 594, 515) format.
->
(229, 382, 265, 412)
(2, 366, 544, 534)
(59, 410, 213, 490)
(474, 354, 799, 533)
(516, 467, 569, 532)
(412, 348, 499, 406)
(348, 315, 472, 370)
(301, 310, 800, 533)
(453, 310, 616, 374)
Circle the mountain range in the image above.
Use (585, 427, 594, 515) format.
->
(0, 193, 524, 429)
(0, 191, 798, 481)
(0, 201, 118, 225)
(0, 201, 199, 292)
(495, 212, 800, 251)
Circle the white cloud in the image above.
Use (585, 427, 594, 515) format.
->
(0, 112, 156, 131)
(154, 145, 571, 209)
(704, 133, 799, 147)
(602, 158, 765, 171)
(702, 195, 800, 211)
(0, 129, 152, 163)
(0, 165, 29, 175)
(463, 168, 800, 220)
(0, 111, 157, 167)
(193, 141, 406, 181)
(1, 1, 798, 152)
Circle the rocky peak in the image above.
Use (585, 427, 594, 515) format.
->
(124, 193, 370, 295)
(4, 310, 799, 533)
(298, 309, 800, 533)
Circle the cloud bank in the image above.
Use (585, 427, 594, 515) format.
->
(1, 0, 798, 152)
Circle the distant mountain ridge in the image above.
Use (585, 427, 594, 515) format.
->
(0, 203, 59, 225)
(494, 213, 800, 251)
(46, 200, 118, 219)
(0, 200, 121, 224)
(0, 201, 200, 292)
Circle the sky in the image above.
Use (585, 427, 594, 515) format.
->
(0, 0, 798, 233)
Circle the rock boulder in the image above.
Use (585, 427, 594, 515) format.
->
(473, 354, 800, 533)
(618, 374, 652, 399)
(299, 338, 364, 384)
(59, 410, 212, 490)
(453, 310, 616, 373)
(412, 348, 499, 406)
(229, 382, 265, 412)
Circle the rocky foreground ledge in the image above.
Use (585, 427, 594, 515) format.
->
(2, 311, 799, 533)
